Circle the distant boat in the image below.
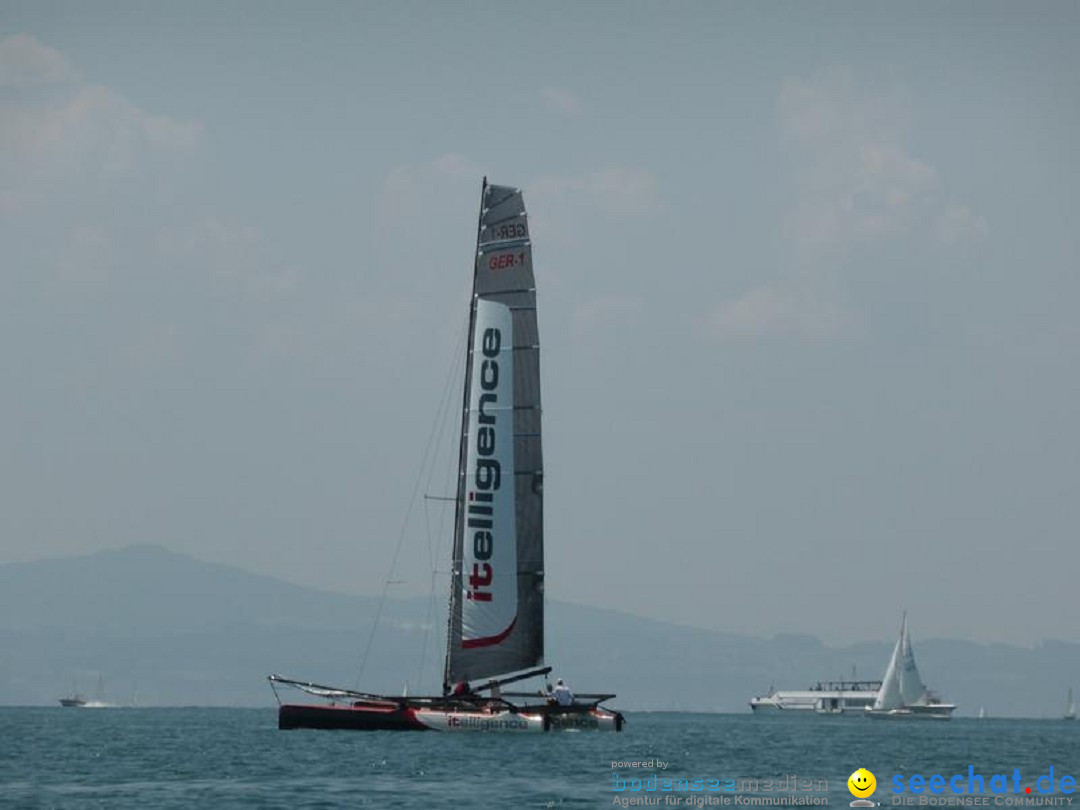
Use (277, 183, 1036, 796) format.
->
(978, 705, 986, 719)
(750, 680, 882, 714)
(59, 677, 88, 707)
(268, 180, 624, 733)
(865, 614, 956, 720)
(58, 676, 109, 708)
(1066, 688, 1076, 721)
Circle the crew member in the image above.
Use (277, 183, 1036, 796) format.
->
(551, 678, 574, 706)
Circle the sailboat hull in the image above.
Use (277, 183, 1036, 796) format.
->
(279, 702, 429, 731)
(412, 709, 546, 732)
(865, 704, 956, 720)
(278, 701, 624, 732)
(546, 707, 625, 732)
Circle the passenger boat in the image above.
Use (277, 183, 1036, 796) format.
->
(750, 680, 882, 714)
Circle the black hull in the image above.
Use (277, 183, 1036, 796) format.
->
(278, 701, 625, 732)
(279, 703, 427, 731)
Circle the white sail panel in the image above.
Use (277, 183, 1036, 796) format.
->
(898, 622, 928, 705)
(460, 299, 519, 646)
(872, 633, 904, 711)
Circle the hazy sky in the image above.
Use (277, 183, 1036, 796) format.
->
(3, 1, 1078, 646)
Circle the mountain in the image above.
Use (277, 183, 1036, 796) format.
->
(1, 546, 1076, 715)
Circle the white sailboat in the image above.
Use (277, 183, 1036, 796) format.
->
(866, 613, 956, 720)
(1065, 688, 1076, 721)
(268, 180, 623, 732)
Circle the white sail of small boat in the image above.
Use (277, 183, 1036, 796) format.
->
(978, 705, 986, 719)
(1065, 688, 1076, 721)
(268, 179, 623, 732)
(866, 613, 955, 720)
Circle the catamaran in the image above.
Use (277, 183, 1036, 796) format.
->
(269, 180, 624, 732)
(865, 613, 955, 720)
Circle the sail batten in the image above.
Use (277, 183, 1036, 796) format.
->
(445, 183, 544, 687)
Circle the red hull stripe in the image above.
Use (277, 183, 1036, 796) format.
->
(461, 616, 517, 649)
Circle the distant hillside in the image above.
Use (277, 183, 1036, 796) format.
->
(0, 546, 1076, 716)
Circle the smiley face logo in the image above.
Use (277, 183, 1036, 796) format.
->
(848, 768, 877, 798)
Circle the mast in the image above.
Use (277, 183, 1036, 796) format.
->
(443, 177, 489, 695)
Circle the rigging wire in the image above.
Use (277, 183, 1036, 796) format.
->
(414, 316, 469, 692)
(354, 310, 470, 690)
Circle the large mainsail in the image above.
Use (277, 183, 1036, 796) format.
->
(444, 181, 544, 689)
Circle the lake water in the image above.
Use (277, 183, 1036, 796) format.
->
(1, 708, 1076, 808)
